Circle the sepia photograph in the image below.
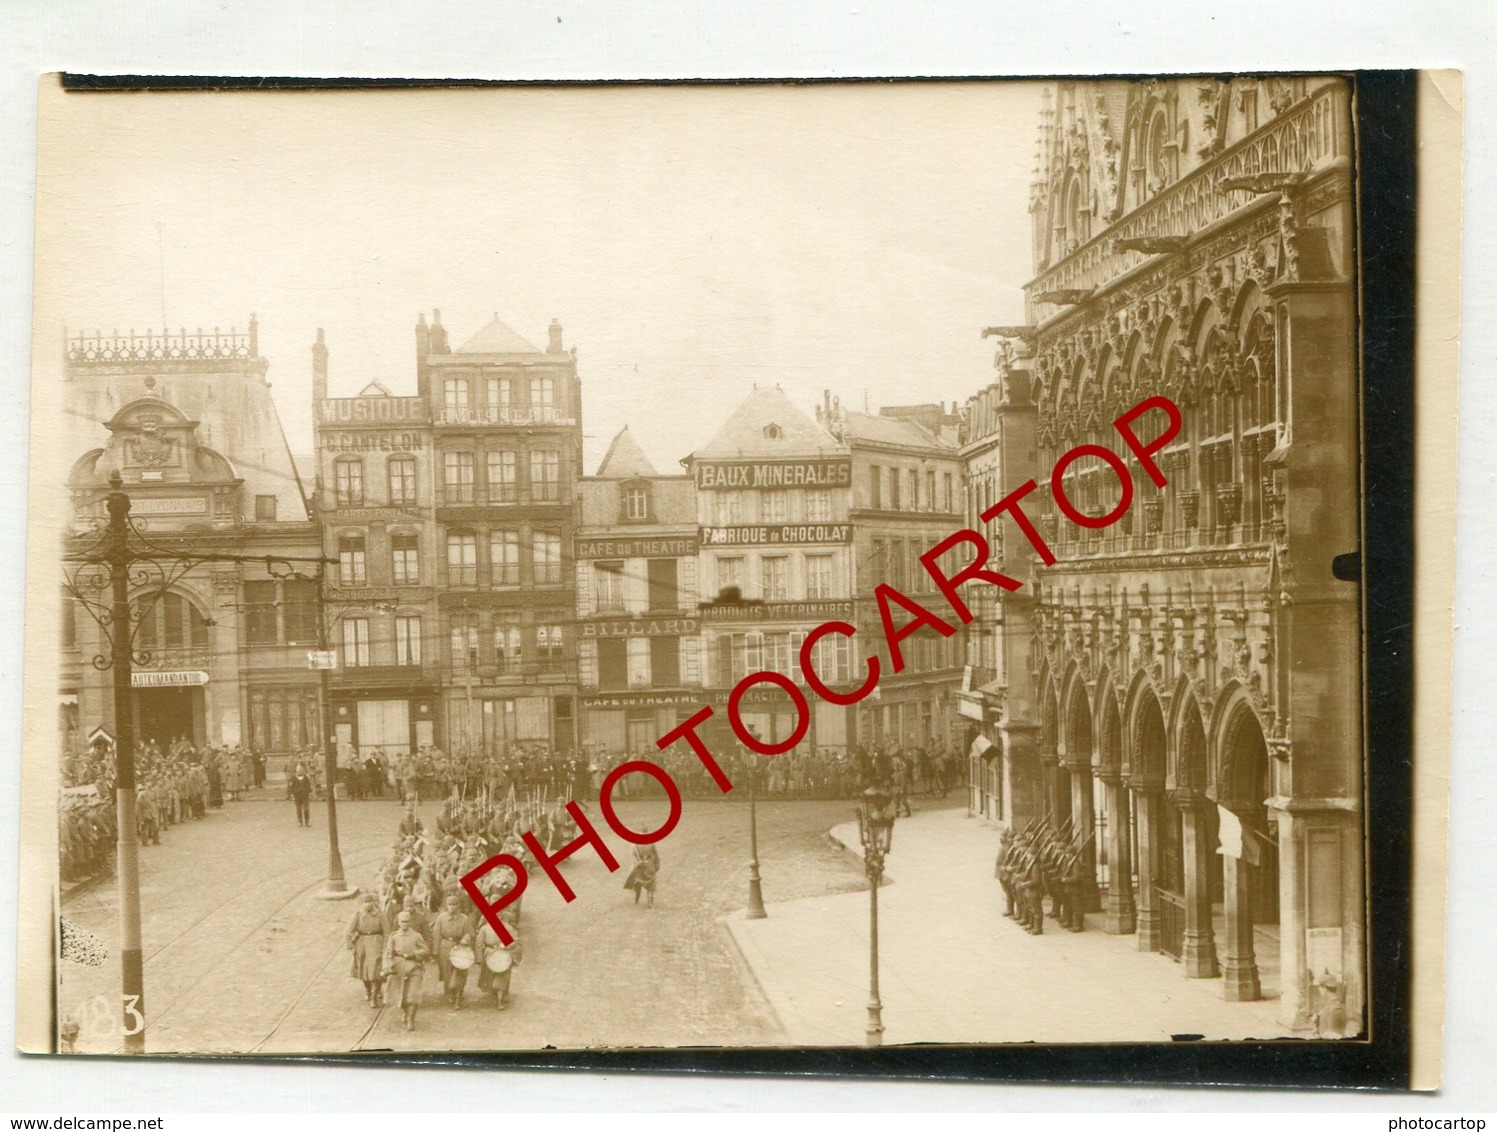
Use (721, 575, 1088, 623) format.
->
(16, 70, 1415, 1074)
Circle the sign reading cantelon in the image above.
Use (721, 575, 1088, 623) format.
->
(694, 458, 851, 491)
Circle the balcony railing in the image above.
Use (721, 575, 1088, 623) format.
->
(435, 405, 575, 427)
(135, 646, 212, 671)
(1027, 82, 1350, 311)
(66, 325, 256, 364)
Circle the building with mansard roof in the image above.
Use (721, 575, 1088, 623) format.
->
(312, 309, 584, 763)
(964, 76, 1361, 1034)
(686, 386, 857, 750)
(816, 394, 967, 754)
(62, 319, 323, 760)
(574, 427, 703, 754)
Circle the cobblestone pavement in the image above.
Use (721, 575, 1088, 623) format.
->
(58, 788, 872, 1055)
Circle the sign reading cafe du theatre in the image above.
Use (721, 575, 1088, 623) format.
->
(694, 458, 851, 491)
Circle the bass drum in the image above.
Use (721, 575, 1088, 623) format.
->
(484, 948, 513, 973)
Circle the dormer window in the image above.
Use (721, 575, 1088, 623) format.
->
(763, 423, 784, 439)
(623, 483, 650, 521)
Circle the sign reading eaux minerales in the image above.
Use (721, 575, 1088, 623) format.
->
(694, 458, 851, 490)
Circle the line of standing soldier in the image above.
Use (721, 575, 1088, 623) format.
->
(994, 819, 1092, 935)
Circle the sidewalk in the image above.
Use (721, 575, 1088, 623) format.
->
(724, 804, 1285, 1046)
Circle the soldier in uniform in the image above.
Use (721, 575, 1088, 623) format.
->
(346, 893, 388, 1006)
(1042, 844, 1067, 928)
(1060, 849, 1085, 932)
(1020, 847, 1044, 934)
(474, 914, 522, 1010)
(400, 893, 433, 948)
(994, 829, 1017, 918)
(382, 909, 431, 1031)
(431, 894, 475, 1010)
(398, 800, 423, 839)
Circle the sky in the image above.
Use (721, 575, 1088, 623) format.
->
(35, 82, 1042, 472)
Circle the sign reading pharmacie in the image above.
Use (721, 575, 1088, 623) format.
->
(694, 458, 851, 491)
(131, 670, 209, 688)
(701, 523, 851, 547)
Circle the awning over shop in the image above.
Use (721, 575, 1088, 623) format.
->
(970, 734, 1000, 760)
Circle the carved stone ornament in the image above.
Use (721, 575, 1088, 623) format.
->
(1143, 497, 1164, 533)
(1216, 483, 1243, 526)
(1179, 489, 1200, 528)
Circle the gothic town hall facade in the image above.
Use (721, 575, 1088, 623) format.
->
(968, 76, 1362, 1035)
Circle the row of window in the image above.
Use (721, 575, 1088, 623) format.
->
(594, 636, 683, 691)
(710, 552, 839, 602)
(866, 465, 957, 513)
(868, 536, 949, 594)
(711, 631, 853, 688)
(330, 448, 566, 509)
(335, 612, 569, 669)
(335, 529, 565, 588)
(708, 488, 836, 526)
(593, 559, 681, 613)
(442, 375, 556, 414)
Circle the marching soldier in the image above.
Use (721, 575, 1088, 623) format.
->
(431, 894, 476, 1010)
(382, 909, 431, 1031)
(474, 914, 523, 1011)
(346, 893, 388, 1007)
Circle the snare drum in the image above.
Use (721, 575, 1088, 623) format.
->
(484, 948, 513, 973)
(449, 944, 475, 970)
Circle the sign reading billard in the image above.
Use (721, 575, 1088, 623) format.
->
(694, 458, 851, 491)
(130, 670, 209, 688)
(701, 524, 851, 546)
(580, 618, 699, 638)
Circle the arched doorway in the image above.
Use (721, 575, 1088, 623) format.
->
(1218, 702, 1278, 1000)
(131, 590, 211, 750)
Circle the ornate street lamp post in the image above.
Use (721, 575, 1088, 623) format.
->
(857, 783, 895, 1046)
(269, 559, 354, 900)
(63, 476, 341, 1049)
(746, 739, 767, 920)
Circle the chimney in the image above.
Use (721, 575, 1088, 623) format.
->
(415, 313, 431, 402)
(547, 317, 564, 354)
(429, 308, 450, 354)
(311, 328, 328, 403)
(249, 312, 260, 358)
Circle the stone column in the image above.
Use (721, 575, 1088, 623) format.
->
(1179, 792, 1220, 978)
(1069, 766, 1101, 913)
(1221, 850, 1261, 1000)
(1102, 774, 1136, 934)
(1132, 786, 1162, 951)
